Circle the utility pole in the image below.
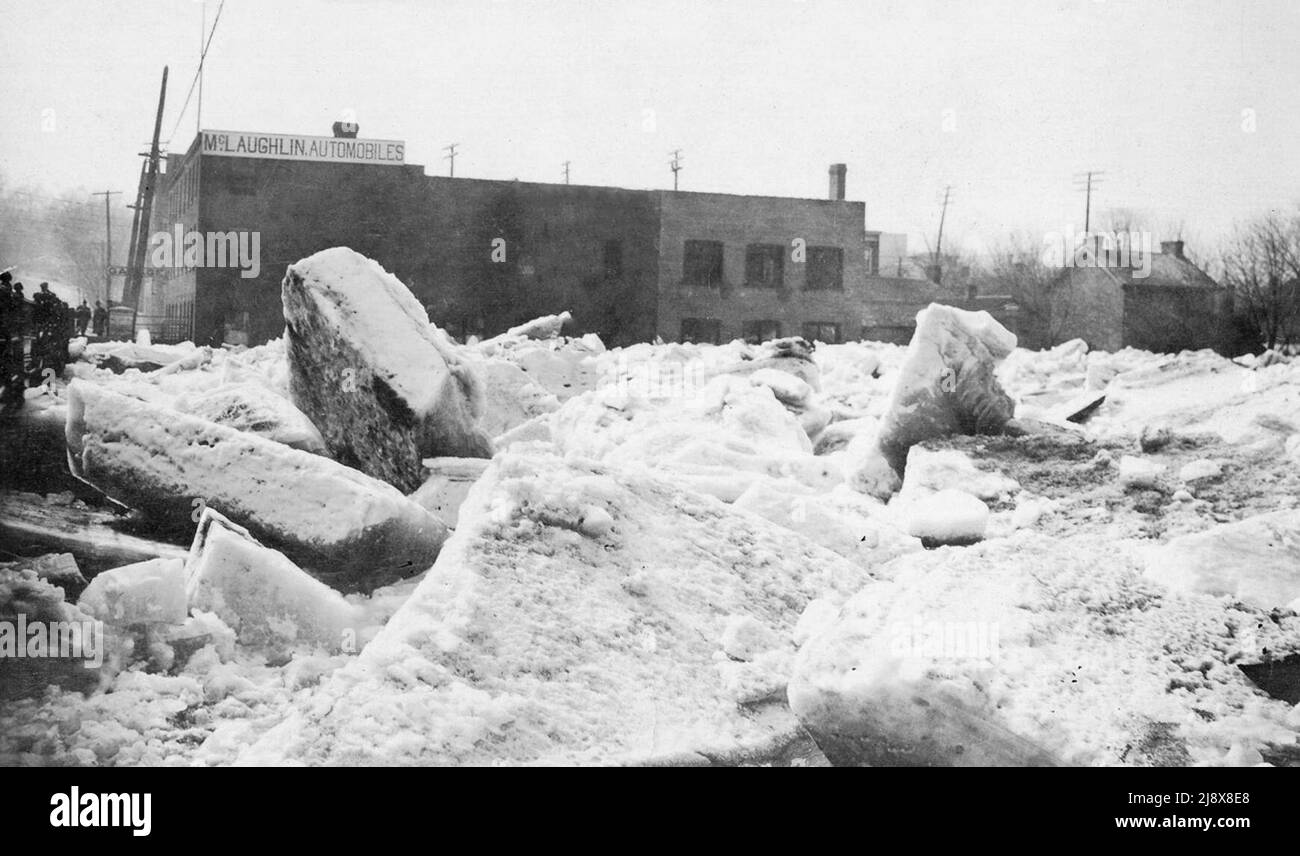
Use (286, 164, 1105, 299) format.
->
(91, 190, 121, 303)
(932, 185, 953, 286)
(196, 0, 205, 135)
(443, 143, 459, 177)
(562, 161, 571, 185)
(1073, 170, 1105, 233)
(125, 66, 168, 312)
(669, 149, 683, 191)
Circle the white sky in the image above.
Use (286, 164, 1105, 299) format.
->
(2, 0, 1297, 255)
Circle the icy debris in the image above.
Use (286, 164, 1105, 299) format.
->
(790, 533, 1300, 766)
(898, 447, 1019, 503)
(410, 457, 492, 528)
(236, 450, 876, 766)
(1172, 489, 1194, 503)
(717, 337, 822, 391)
(903, 489, 989, 545)
(67, 381, 449, 591)
(849, 305, 1017, 498)
(550, 377, 839, 502)
(173, 382, 326, 454)
(0, 553, 86, 591)
(282, 247, 493, 492)
(0, 568, 108, 700)
(732, 480, 920, 567)
(1117, 455, 1163, 489)
(1144, 510, 1300, 611)
(78, 558, 187, 626)
(504, 311, 572, 340)
(471, 359, 561, 437)
(186, 509, 361, 657)
(1011, 496, 1056, 529)
(1179, 459, 1222, 483)
(720, 615, 784, 662)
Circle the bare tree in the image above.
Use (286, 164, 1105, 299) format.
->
(980, 233, 1068, 349)
(1220, 211, 1300, 351)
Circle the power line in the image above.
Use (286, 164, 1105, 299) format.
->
(166, 0, 226, 146)
(443, 143, 459, 177)
(669, 149, 683, 191)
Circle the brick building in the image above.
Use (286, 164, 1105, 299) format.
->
(1044, 240, 1232, 353)
(148, 128, 937, 347)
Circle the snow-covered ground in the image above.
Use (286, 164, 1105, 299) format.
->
(4, 288, 1300, 766)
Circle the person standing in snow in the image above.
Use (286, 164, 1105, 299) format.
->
(92, 300, 108, 338)
(74, 300, 91, 335)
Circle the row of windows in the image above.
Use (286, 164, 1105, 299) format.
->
(683, 240, 844, 290)
(680, 319, 915, 346)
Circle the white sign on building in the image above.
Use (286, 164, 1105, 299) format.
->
(200, 130, 405, 165)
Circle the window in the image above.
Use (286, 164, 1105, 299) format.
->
(742, 320, 782, 344)
(802, 321, 841, 344)
(861, 325, 913, 345)
(744, 244, 784, 288)
(683, 240, 724, 287)
(603, 239, 623, 279)
(864, 235, 880, 276)
(805, 246, 844, 290)
(680, 317, 722, 344)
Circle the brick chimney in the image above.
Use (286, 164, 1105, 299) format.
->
(1160, 240, 1185, 259)
(828, 163, 847, 201)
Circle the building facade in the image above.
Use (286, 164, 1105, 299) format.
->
(148, 129, 937, 347)
(1045, 241, 1232, 353)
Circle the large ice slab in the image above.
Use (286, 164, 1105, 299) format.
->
(66, 381, 448, 591)
(282, 248, 493, 492)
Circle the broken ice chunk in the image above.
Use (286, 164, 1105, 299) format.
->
(78, 557, 188, 626)
(186, 509, 361, 655)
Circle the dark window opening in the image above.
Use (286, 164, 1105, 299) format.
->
(805, 246, 844, 290)
(745, 244, 785, 288)
(683, 240, 724, 287)
(802, 321, 842, 344)
(680, 317, 722, 344)
(603, 239, 623, 279)
(861, 325, 913, 345)
(742, 320, 782, 344)
(864, 236, 880, 276)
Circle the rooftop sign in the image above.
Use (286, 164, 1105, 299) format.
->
(200, 130, 405, 165)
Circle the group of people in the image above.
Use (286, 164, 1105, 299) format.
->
(0, 270, 108, 408)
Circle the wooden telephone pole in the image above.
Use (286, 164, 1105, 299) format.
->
(124, 66, 168, 312)
(669, 149, 683, 191)
(90, 190, 121, 303)
(932, 185, 954, 286)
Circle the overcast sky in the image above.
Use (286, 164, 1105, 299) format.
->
(2, 0, 1297, 256)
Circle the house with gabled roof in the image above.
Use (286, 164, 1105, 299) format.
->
(1045, 240, 1233, 353)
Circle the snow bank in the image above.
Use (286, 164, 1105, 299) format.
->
(237, 449, 877, 765)
(790, 532, 1300, 766)
(1144, 510, 1300, 611)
